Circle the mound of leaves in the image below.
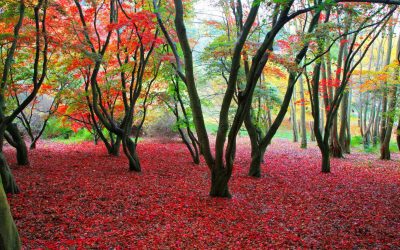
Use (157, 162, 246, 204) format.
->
(6, 139, 400, 248)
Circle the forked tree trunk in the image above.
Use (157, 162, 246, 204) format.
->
(6, 124, 29, 165)
(0, 176, 21, 249)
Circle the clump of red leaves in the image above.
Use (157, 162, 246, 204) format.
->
(5, 139, 400, 248)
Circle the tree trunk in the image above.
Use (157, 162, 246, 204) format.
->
(108, 136, 121, 156)
(345, 89, 351, 153)
(396, 117, 400, 151)
(6, 124, 29, 165)
(0, 153, 20, 195)
(373, 101, 381, 146)
(299, 76, 307, 148)
(380, 93, 388, 143)
(248, 149, 262, 178)
(321, 143, 331, 173)
(0, 176, 21, 250)
(339, 91, 349, 152)
(310, 121, 316, 141)
(177, 127, 200, 164)
(0, 129, 20, 195)
(380, 85, 397, 160)
(310, 55, 331, 173)
(244, 111, 262, 177)
(330, 118, 343, 158)
(319, 97, 324, 137)
(124, 138, 141, 172)
(380, 25, 394, 143)
(290, 98, 298, 143)
(209, 167, 231, 198)
(380, 31, 399, 159)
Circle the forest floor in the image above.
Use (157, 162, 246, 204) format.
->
(5, 138, 400, 248)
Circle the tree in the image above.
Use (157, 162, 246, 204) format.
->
(299, 76, 308, 148)
(306, 4, 395, 172)
(380, 33, 400, 159)
(156, 0, 340, 195)
(159, 69, 200, 164)
(71, 0, 162, 171)
(0, 0, 49, 246)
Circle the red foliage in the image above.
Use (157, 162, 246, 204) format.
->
(6, 140, 400, 248)
(276, 40, 291, 51)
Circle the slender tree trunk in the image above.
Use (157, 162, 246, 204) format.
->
(345, 89, 352, 153)
(373, 102, 381, 146)
(299, 77, 307, 148)
(310, 55, 331, 172)
(372, 35, 384, 147)
(290, 96, 298, 143)
(380, 93, 388, 143)
(339, 91, 349, 153)
(319, 97, 324, 137)
(93, 134, 99, 145)
(329, 92, 342, 157)
(364, 97, 376, 149)
(174, 79, 201, 164)
(6, 123, 29, 165)
(380, 31, 399, 159)
(380, 25, 394, 143)
(363, 94, 371, 148)
(381, 88, 398, 160)
(310, 121, 316, 141)
(330, 117, 343, 158)
(397, 117, 400, 151)
(177, 128, 200, 164)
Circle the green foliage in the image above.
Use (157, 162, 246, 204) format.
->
(43, 117, 73, 139)
(49, 127, 95, 144)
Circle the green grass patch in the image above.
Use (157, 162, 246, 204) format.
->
(351, 135, 398, 154)
(51, 128, 93, 144)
